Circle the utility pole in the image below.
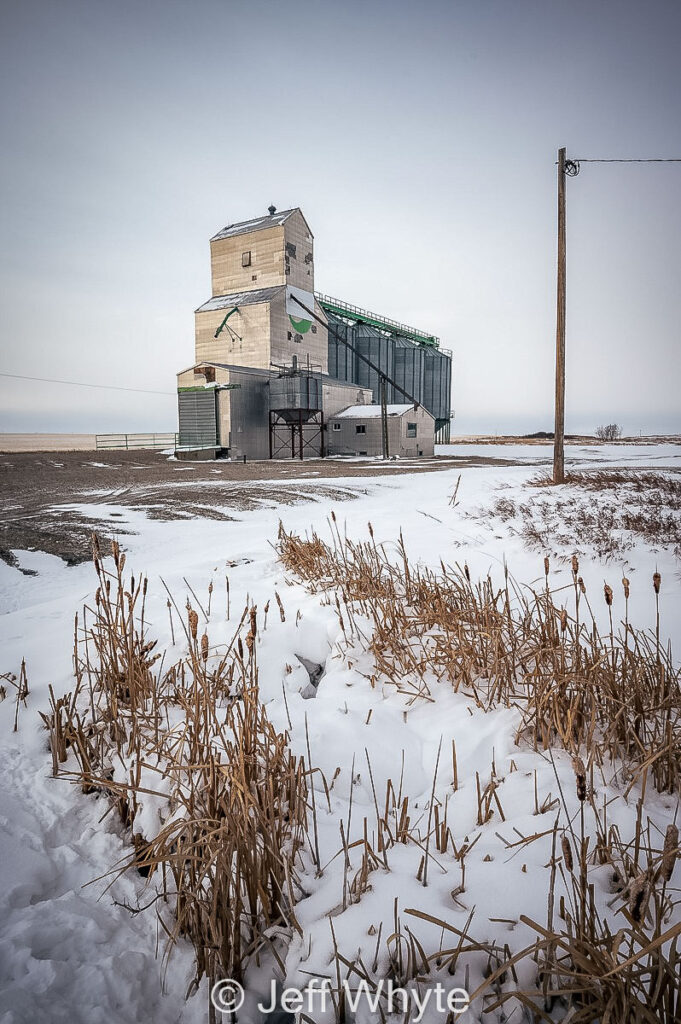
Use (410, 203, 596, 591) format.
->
(380, 378, 389, 459)
(553, 146, 567, 484)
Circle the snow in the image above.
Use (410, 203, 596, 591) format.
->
(1, 443, 679, 1022)
(333, 404, 416, 419)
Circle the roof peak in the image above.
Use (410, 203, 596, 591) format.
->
(211, 208, 300, 242)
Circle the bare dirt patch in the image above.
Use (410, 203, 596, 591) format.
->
(0, 449, 472, 568)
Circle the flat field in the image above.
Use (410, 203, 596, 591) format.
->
(1, 442, 679, 1023)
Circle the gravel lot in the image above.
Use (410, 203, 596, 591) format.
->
(1, 448, 516, 569)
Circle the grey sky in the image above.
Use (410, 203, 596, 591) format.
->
(1, 0, 679, 436)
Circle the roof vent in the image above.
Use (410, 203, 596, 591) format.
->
(268, 204, 276, 215)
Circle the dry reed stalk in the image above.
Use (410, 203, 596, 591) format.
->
(44, 539, 311, 1017)
(276, 522, 681, 796)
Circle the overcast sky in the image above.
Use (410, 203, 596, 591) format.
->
(0, 0, 679, 436)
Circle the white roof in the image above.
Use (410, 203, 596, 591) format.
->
(333, 404, 417, 419)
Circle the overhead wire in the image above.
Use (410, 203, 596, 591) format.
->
(0, 371, 175, 396)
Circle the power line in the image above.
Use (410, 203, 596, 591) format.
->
(573, 157, 681, 163)
(0, 371, 175, 396)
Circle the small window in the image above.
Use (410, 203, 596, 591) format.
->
(406, 422, 417, 438)
(333, 422, 341, 431)
(359, 451, 368, 456)
(242, 251, 251, 267)
(355, 424, 366, 434)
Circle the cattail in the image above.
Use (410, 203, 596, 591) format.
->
(544, 556, 550, 577)
(571, 554, 579, 577)
(653, 571, 661, 594)
(578, 577, 586, 595)
(368, 522, 374, 539)
(572, 756, 587, 801)
(560, 608, 568, 632)
(629, 871, 650, 924)
(561, 835, 574, 872)
(464, 564, 470, 582)
(661, 824, 678, 883)
(200, 633, 208, 661)
(188, 608, 199, 640)
(246, 606, 257, 654)
(604, 584, 613, 607)
(622, 576, 630, 599)
(275, 591, 286, 622)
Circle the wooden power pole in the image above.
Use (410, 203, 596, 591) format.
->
(553, 146, 567, 484)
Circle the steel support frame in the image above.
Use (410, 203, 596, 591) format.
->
(269, 409, 324, 460)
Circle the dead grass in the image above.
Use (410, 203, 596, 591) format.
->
(480, 470, 681, 559)
(34, 530, 681, 1023)
(277, 517, 680, 794)
(41, 538, 309, 1022)
(276, 519, 681, 1021)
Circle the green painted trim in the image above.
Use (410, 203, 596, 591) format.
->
(289, 314, 312, 334)
(214, 306, 239, 338)
(177, 384, 241, 393)
(318, 299, 439, 347)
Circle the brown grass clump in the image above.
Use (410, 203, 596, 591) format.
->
(42, 538, 310, 1020)
(277, 519, 681, 794)
(513, 469, 681, 558)
(33, 530, 681, 1023)
(277, 520, 681, 1022)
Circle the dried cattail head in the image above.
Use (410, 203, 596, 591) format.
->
(464, 563, 470, 582)
(188, 608, 199, 640)
(653, 571, 661, 595)
(111, 539, 120, 561)
(560, 608, 568, 633)
(604, 584, 613, 607)
(208, 581, 213, 595)
(561, 835, 574, 873)
(200, 633, 209, 661)
(544, 556, 550, 577)
(331, 510, 336, 523)
(661, 824, 678, 883)
(572, 756, 587, 801)
(578, 577, 586, 595)
(571, 554, 579, 577)
(622, 576, 630, 599)
(368, 522, 374, 538)
(629, 871, 651, 924)
(246, 606, 257, 654)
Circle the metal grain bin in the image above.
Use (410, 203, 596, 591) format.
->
(269, 373, 322, 420)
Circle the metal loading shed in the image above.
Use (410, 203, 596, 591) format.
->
(326, 403, 435, 458)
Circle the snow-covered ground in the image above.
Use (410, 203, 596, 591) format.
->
(1, 444, 679, 1022)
